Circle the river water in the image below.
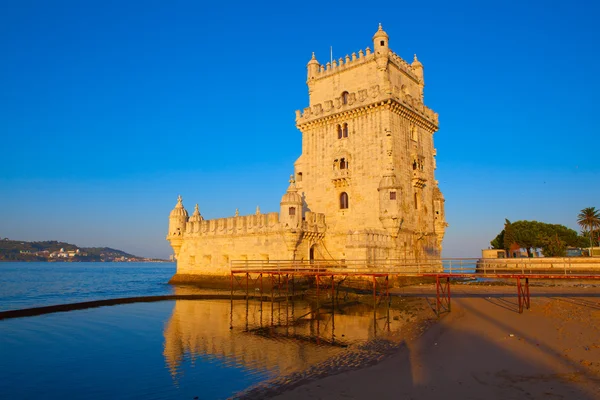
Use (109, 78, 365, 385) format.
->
(0, 262, 176, 312)
(0, 262, 419, 399)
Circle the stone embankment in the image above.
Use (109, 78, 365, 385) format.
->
(477, 257, 600, 273)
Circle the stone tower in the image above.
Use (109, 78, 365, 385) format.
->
(166, 25, 447, 283)
(294, 24, 447, 261)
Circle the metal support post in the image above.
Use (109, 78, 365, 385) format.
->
(517, 276, 530, 313)
(435, 275, 451, 316)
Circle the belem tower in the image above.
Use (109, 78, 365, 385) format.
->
(167, 25, 447, 282)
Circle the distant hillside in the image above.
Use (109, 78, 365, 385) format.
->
(0, 239, 156, 262)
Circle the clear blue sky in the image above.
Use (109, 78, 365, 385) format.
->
(1, 0, 598, 259)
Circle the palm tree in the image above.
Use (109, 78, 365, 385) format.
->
(577, 207, 600, 255)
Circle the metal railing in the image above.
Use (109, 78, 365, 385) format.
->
(230, 258, 600, 279)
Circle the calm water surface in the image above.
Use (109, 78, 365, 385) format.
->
(0, 262, 175, 311)
(0, 262, 418, 399)
(0, 296, 412, 399)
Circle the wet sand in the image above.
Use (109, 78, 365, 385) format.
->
(271, 284, 600, 399)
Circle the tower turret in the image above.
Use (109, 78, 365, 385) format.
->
(373, 23, 390, 70)
(411, 54, 424, 81)
(307, 52, 320, 81)
(189, 204, 203, 223)
(412, 54, 425, 100)
(280, 175, 303, 229)
(167, 195, 189, 259)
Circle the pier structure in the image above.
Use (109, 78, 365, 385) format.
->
(230, 258, 600, 316)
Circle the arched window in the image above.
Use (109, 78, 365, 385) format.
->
(289, 207, 296, 216)
(340, 158, 346, 170)
(340, 192, 349, 209)
(341, 91, 349, 105)
(342, 123, 349, 138)
(337, 124, 342, 139)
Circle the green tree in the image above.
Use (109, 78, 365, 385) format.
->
(490, 220, 583, 258)
(490, 230, 504, 249)
(503, 219, 516, 255)
(580, 230, 599, 247)
(577, 207, 600, 254)
(511, 220, 542, 257)
(539, 234, 567, 257)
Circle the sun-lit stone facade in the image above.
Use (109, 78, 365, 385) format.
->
(167, 25, 447, 281)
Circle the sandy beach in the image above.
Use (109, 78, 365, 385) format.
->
(271, 284, 600, 399)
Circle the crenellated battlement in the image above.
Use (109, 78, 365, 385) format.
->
(295, 84, 438, 127)
(181, 210, 327, 238)
(309, 49, 419, 83)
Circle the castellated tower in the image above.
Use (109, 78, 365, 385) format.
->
(167, 25, 446, 282)
(294, 24, 447, 261)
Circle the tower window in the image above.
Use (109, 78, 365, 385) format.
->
(297, 172, 302, 182)
(411, 126, 418, 141)
(289, 207, 296, 216)
(340, 158, 346, 170)
(340, 192, 349, 209)
(390, 191, 396, 200)
(414, 192, 418, 210)
(343, 123, 348, 138)
(341, 91, 349, 105)
(380, 40, 385, 46)
(337, 124, 342, 139)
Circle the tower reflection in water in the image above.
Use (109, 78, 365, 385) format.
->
(163, 288, 418, 381)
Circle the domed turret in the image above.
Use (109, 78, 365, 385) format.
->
(169, 195, 188, 218)
(373, 23, 389, 55)
(189, 204, 203, 223)
(373, 23, 389, 71)
(168, 195, 189, 237)
(412, 54, 424, 82)
(280, 175, 302, 229)
(307, 52, 320, 81)
(167, 195, 189, 260)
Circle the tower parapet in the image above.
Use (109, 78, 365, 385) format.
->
(295, 86, 438, 127)
(304, 26, 420, 84)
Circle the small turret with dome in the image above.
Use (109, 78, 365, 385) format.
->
(373, 23, 390, 49)
(412, 54, 424, 81)
(167, 195, 189, 260)
(168, 195, 189, 237)
(280, 175, 303, 229)
(373, 23, 389, 55)
(373, 23, 390, 71)
(307, 52, 320, 81)
(189, 204, 203, 223)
